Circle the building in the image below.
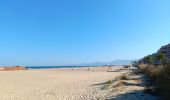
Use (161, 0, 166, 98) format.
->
(0, 66, 26, 71)
(158, 43, 170, 60)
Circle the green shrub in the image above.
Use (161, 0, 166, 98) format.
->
(106, 80, 112, 84)
(123, 65, 129, 68)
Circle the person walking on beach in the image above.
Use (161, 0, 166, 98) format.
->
(107, 65, 112, 71)
(88, 68, 90, 71)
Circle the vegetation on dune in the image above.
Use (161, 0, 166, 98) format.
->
(144, 55, 153, 64)
(112, 80, 126, 88)
(158, 62, 170, 94)
(106, 80, 112, 85)
(142, 53, 168, 65)
(120, 74, 128, 80)
(138, 53, 170, 99)
(155, 53, 169, 66)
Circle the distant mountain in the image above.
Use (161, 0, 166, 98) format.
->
(109, 60, 133, 65)
(72, 60, 134, 66)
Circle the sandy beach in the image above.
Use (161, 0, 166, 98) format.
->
(0, 66, 157, 100)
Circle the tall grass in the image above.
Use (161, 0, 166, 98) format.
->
(158, 62, 170, 95)
(139, 62, 170, 99)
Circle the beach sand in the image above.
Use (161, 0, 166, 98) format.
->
(0, 66, 157, 100)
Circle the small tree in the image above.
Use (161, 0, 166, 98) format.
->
(144, 55, 153, 64)
(156, 53, 168, 66)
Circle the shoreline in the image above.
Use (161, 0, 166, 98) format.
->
(0, 65, 122, 71)
(25, 65, 120, 70)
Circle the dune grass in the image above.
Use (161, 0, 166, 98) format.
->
(139, 62, 170, 99)
(120, 74, 128, 80)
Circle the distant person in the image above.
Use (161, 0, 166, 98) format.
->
(107, 65, 112, 71)
(88, 68, 90, 71)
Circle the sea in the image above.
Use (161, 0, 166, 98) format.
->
(25, 66, 94, 69)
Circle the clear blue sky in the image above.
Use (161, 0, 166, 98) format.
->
(1, 0, 170, 66)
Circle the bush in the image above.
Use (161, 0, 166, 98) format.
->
(157, 62, 170, 95)
(139, 65, 162, 82)
(106, 80, 112, 84)
(101, 80, 113, 90)
(123, 65, 129, 68)
(139, 61, 170, 97)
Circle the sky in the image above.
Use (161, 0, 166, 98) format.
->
(0, 0, 170, 66)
